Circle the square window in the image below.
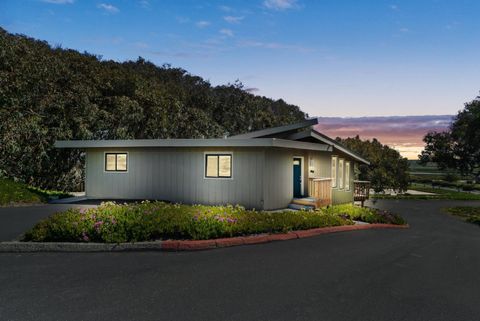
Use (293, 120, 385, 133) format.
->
(205, 154, 232, 178)
(105, 153, 128, 172)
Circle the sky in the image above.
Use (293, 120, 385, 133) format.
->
(1, 0, 478, 158)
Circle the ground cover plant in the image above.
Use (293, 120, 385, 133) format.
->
(0, 178, 72, 206)
(445, 207, 480, 226)
(23, 202, 405, 243)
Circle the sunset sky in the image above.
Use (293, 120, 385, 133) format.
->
(1, 0, 477, 157)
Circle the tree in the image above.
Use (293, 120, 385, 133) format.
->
(337, 136, 410, 192)
(0, 28, 307, 190)
(420, 95, 480, 178)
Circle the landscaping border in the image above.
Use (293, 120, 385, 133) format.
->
(0, 223, 408, 253)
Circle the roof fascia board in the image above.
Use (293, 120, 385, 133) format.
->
(228, 118, 319, 139)
(287, 130, 370, 165)
(54, 138, 330, 151)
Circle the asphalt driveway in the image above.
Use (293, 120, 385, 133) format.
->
(1, 200, 480, 321)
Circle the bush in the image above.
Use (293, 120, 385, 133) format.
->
(23, 202, 405, 243)
(324, 204, 407, 225)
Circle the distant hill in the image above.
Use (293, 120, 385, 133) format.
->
(0, 28, 306, 189)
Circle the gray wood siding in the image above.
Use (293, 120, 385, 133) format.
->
(86, 147, 264, 209)
(262, 148, 310, 210)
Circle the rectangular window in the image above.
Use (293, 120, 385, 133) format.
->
(338, 159, 344, 189)
(331, 156, 338, 188)
(105, 153, 128, 172)
(205, 154, 232, 178)
(345, 161, 351, 191)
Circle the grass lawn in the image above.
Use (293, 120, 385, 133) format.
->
(445, 207, 480, 226)
(373, 184, 480, 201)
(0, 178, 72, 206)
(23, 202, 406, 243)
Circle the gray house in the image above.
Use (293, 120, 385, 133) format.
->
(56, 118, 369, 210)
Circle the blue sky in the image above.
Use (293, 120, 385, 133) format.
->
(1, 0, 479, 117)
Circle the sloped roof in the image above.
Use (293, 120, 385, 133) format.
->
(228, 118, 319, 139)
(55, 138, 331, 152)
(286, 130, 370, 165)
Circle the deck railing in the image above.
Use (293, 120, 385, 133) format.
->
(308, 178, 332, 207)
(354, 180, 370, 206)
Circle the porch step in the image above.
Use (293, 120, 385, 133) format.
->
(287, 203, 315, 211)
(292, 197, 318, 207)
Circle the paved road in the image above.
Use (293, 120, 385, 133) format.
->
(1, 200, 480, 321)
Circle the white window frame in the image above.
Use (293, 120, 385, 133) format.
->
(204, 152, 233, 179)
(104, 152, 129, 174)
(338, 158, 344, 189)
(345, 161, 351, 191)
(331, 156, 338, 188)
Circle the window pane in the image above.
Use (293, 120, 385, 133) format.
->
(219, 156, 231, 177)
(206, 155, 218, 177)
(339, 159, 344, 189)
(106, 154, 116, 171)
(345, 162, 350, 190)
(331, 157, 337, 187)
(117, 154, 127, 171)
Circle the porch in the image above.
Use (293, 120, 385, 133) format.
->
(289, 179, 370, 209)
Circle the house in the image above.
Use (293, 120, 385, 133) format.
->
(55, 118, 370, 210)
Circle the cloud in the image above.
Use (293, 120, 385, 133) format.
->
(196, 20, 211, 28)
(399, 27, 409, 32)
(244, 87, 259, 93)
(176, 16, 190, 24)
(224, 16, 244, 24)
(314, 115, 454, 159)
(389, 4, 398, 10)
(41, 0, 74, 4)
(219, 5, 233, 12)
(97, 3, 119, 14)
(219, 28, 234, 37)
(237, 40, 313, 53)
(263, 0, 298, 10)
(138, 0, 149, 9)
(132, 41, 149, 49)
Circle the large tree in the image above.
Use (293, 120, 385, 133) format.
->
(420, 95, 480, 178)
(337, 136, 410, 192)
(0, 28, 306, 190)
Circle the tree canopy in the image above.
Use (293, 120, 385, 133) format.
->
(337, 136, 410, 192)
(420, 95, 480, 177)
(0, 28, 306, 190)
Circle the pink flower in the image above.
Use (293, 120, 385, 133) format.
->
(82, 231, 89, 242)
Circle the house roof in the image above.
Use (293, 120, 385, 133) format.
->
(55, 117, 369, 164)
(228, 118, 319, 139)
(286, 130, 370, 165)
(55, 138, 331, 152)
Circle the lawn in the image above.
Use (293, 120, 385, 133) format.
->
(0, 178, 72, 206)
(445, 207, 480, 226)
(23, 202, 406, 243)
(373, 184, 480, 201)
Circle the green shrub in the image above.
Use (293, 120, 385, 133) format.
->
(23, 202, 406, 243)
(323, 204, 406, 225)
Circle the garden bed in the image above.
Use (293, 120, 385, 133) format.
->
(23, 202, 406, 243)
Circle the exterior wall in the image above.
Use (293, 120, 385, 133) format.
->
(262, 148, 301, 210)
(307, 150, 355, 205)
(85, 147, 265, 209)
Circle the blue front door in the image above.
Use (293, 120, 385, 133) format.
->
(293, 158, 302, 198)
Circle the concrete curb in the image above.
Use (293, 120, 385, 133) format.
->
(0, 223, 409, 253)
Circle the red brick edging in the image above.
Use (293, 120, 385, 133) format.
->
(161, 223, 409, 251)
